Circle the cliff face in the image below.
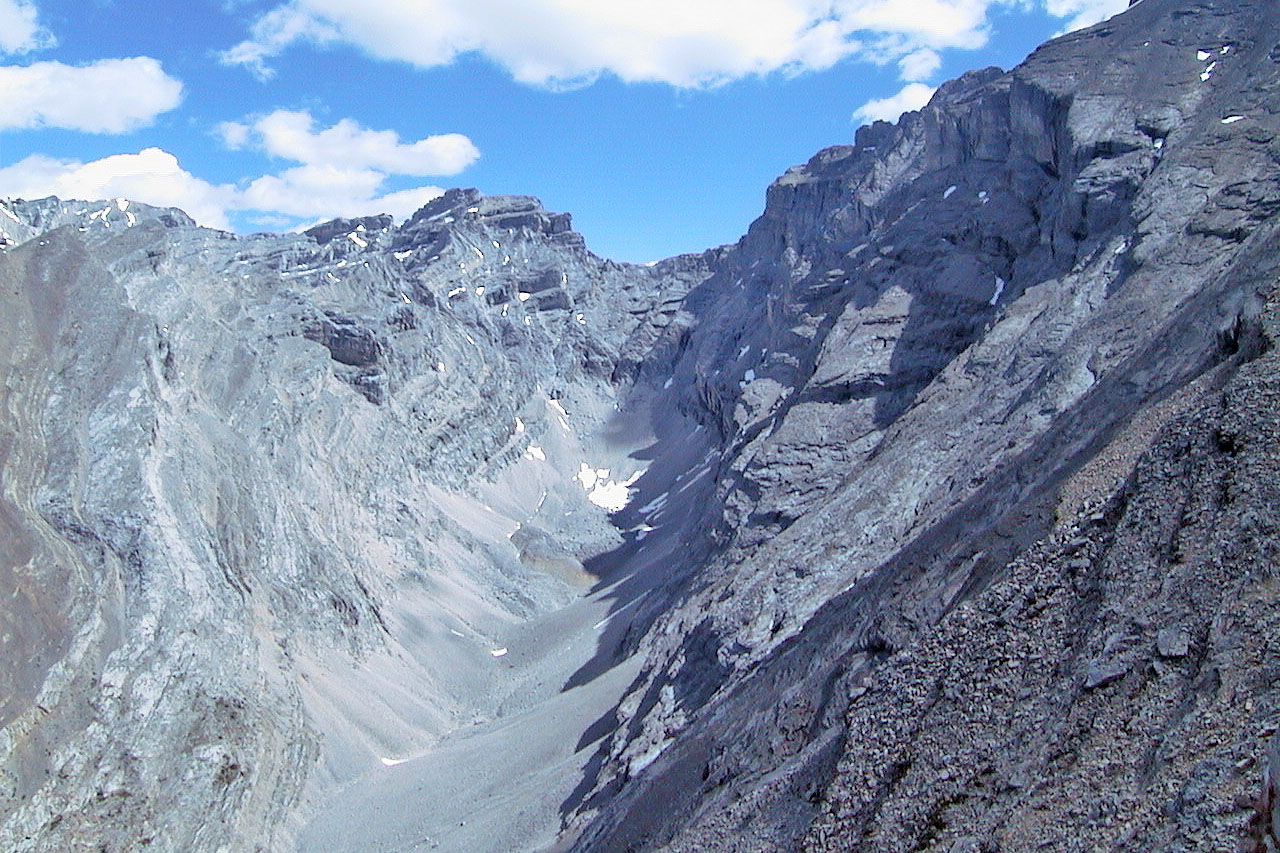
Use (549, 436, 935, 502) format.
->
(2, 1, 1279, 851)
(567, 0, 1280, 849)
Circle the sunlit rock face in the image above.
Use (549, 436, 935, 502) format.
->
(4, 1, 1280, 851)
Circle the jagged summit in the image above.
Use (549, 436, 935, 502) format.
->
(2, 1, 1280, 852)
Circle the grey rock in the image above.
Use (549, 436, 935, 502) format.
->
(1157, 628, 1191, 659)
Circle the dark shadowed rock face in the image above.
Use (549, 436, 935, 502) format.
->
(2, 1, 1280, 851)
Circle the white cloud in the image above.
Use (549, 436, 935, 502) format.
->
(217, 120, 252, 149)
(853, 81, 937, 123)
(222, 0, 1028, 89)
(0, 57, 182, 133)
(222, 1, 1142, 89)
(249, 109, 478, 176)
(1044, 0, 1129, 33)
(898, 48, 941, 81)
(0, 0, 51, 54)
(0, 146, 450, 231)
(218, 4, 340, 80)
(0, 149, 237, 229)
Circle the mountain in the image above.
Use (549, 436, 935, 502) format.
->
(2, 0, 1280, 851)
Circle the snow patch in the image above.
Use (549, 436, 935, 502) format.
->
(576, 313, 587, 325)
(475, 286, 486, 296)
(0, 204, 19, 223)
(115, 198, 129, 211)
(524, 445, 546, 461)
(943, 185, 957, 199)
(518, 292, 531, 302)
(514, 417, 525, 434)
(348, 232, 368, 248)
(990, 276, 1006, 306)
(447, 286, 467, 298)
(744, 368, 756, 382)
(394, 250, 413, 260)
(380, 757, 409, 768)
(1200, 62, 1216, 82)
(490, 648, 508, 657)
(1221, 115, 1246, 124)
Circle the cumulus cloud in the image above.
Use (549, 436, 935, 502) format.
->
(0, 149, 237, 229)
(0, 57, 183, 133)
(222, 0, 1025, 88)
(0, 0, 50, 54)
(248, 109, 479, 176)
(221, 1, 1141, 88)
(853, 81, 937, 123)
(1044, 0, 1130, 33)
(898, 48, 942, 82)
(0, 110, 475, 231)
(0, 146, 450, 231)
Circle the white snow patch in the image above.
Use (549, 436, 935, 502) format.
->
(348, 232, 368, 248)
(639, 492, 669, 516)
(472, 246, 484, 259)
(490, 648, 508, 658)
(475, 286, 486, 296)
(1154, 138, 1164, 150)
(990, 276, 1006, 306)
(514, 417, 525, 434)
(576, 463, 641, 512)
(1196, 49, 1211, 61)
(1222, 46, 1231, 55)
(744, 368, 756, 382)
(978, 190, 989, 204)
(523, 445, 546, 461)
(116, 198, 129, 211)
(518, 292, 531, 302)
(576, 313, 587, 325)
(943, 185, 957, 199)
(400, 293, 412, 303)
(738, 345, 750, 358)
(380, 757, 409, 768)
(1200, 62, 1216, 82)
(436, 361, 446, 372)
(447, 286, 467, 298)
(125, 212, 137, 227)
(0, 205, 19, 223)
(662, 376, 674, 389)
(1221, 115, 1246, 124)
(326, 272, 339, 283)
(492, 240, 500, 248)
(524, 316, 532, 326)
(394, 250, 412, 259)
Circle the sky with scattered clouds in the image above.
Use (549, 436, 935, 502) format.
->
(0, 0, 1128, 261)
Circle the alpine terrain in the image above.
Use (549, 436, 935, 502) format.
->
(3, 0, 1280, 851)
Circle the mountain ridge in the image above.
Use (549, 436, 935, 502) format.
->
(2, 0, 1279, 850)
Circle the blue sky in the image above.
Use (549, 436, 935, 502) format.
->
(0, 0, 1127, 262)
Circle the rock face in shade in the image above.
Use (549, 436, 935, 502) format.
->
(3, 1, 1280, 851)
